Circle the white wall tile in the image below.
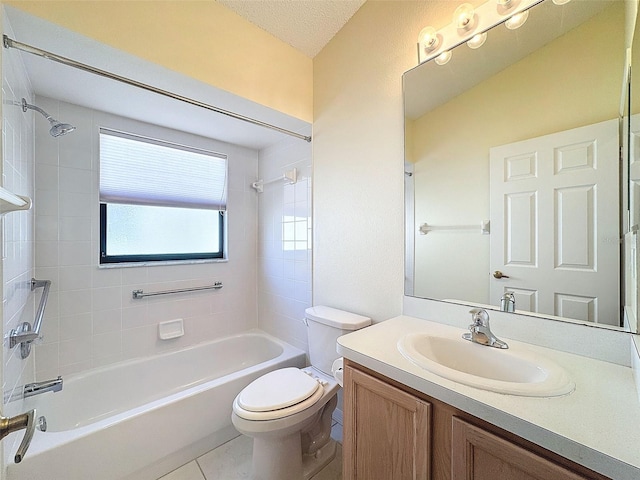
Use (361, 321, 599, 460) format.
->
(92, 308, 122, 334)
(58, 336, 92, 366)
(35, 189, 59, 216)
(92, 331, 122, 359)
(58, 289, 92, 317)
(32, 97, 260, 377)
(257, 138, 312, 355)
(59, 313, 92, 341)
(58, 265, 91, 291)
(2, 21, 37, 417)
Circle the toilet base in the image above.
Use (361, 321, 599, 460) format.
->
(251, 434, 337, 480)
(302, 438, 337, 480)
(252, 432, 302, 480)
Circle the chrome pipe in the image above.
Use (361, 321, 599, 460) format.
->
(3, 35, 311, 143)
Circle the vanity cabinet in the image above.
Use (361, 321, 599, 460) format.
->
(342, 365, 431, 479)
(451, 417, 591, 480)
(342, 361, 609, 480)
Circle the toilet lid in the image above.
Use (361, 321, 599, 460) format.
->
(237, 367, 321, 412)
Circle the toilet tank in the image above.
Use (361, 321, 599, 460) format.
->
(305, 306, 371, 375)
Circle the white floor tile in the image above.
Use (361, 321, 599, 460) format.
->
(158, 460, 206, 480)
(197, 435, 253, 480)
(330, 422, 343, 444)
(177, 432, 343, 480)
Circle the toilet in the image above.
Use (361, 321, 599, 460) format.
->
(231, 306, 371, 480)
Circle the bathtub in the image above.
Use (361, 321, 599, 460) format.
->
(7, 331, 306, 480)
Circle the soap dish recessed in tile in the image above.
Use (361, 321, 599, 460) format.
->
(158, 319, 184, 340)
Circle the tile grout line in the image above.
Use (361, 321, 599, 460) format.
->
(195, 457, 208, 480)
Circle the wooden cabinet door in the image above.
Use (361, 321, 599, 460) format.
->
(451, 417, 592, 480)
(343, 365, 431, 480)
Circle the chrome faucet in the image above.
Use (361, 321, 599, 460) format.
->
(500, 292, 515, 312)
(23, 376, 63, 399)
(462, 309, 508, 349)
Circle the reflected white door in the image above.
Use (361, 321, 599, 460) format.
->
(490, 119, 619, 325)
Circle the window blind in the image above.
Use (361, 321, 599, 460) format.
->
(99, 129, 227, 211)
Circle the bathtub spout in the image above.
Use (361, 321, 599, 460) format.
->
(24, 376, 63, 398)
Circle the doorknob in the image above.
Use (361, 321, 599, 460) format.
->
(0, 409, 36, 463)
(493, 270, 510, 279)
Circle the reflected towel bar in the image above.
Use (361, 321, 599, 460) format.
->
(132, 282, 223, 299)
(419, 220, 490, 235)
(9, 278, 52, 359)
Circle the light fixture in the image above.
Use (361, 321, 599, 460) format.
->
(467, 32, 487, 49)
(453, 3, 477, 32)
(418, 26, 441, 54)
(416, 0, 539, 65)
(552, 0, 571, 5)
(435, 50, 452, 66)
(505, 10, 529, 30)
(496, 0, 520, 15)
(496, 0, 519, 10)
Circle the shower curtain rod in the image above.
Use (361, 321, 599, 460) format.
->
(2, 35, 312, 143)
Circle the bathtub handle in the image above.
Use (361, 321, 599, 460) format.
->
(0, 408, 36, 463)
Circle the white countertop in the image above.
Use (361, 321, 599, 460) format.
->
(337, 315, 640, 480)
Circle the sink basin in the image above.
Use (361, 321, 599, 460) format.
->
(398, 333, 574, 397)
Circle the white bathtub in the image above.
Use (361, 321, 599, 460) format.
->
(7, 331, 306, 480)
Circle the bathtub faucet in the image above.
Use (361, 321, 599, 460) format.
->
(23, 376, 63, 398)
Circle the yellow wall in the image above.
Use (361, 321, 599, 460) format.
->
(312, 1, 464, 320)
(6, 0, 313, 122)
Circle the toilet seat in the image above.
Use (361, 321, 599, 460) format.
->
(233, 368, 325, 421)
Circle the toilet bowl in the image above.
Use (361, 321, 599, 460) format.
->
(231, 306, 371, 480)
(232, 367, 339, 480)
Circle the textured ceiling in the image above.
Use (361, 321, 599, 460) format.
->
(217, 0, 366, 58)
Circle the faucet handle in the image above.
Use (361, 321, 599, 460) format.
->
(469, 308, 490, 327)
(0, 408, 36, 463)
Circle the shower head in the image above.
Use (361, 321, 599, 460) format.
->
(21, 98, 76, 137)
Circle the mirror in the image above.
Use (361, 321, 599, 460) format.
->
(404, 0, 638, 332)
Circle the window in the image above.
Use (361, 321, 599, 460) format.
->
(99, 129, 227, 264)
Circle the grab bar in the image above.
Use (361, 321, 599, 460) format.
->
(132, 281, 223, 299)
(9, 278, 51, 359)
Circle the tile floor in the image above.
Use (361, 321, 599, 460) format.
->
(158, 422, 343, 480)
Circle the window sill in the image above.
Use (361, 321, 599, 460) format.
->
(98, 257, 228, 269)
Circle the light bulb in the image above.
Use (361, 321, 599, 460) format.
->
(496, 0, 517, 9)
(454, 3, 476, 32)
(496, 0, 520, 14)
(552, 0, 571, 4)
(467, 32, 487, 49)
(435, 50, 452, 66)
(418, 26, 441, 53)
(505, 10, 529, 30)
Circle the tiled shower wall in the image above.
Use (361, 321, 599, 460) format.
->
(257, 134, 313, 353)
(2, 16, 36, 461)
(33, 96, 260, 381)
